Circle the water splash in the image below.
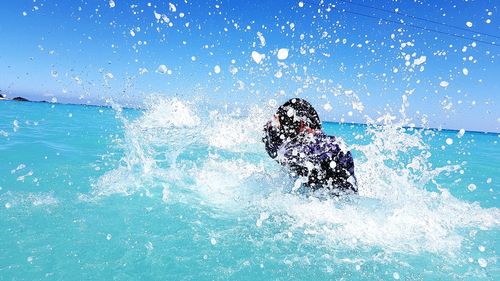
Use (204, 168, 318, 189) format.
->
(93, 96, 500, 258)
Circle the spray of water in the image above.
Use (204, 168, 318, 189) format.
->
(93, 96, 499, 258)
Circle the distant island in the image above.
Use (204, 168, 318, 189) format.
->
(12, 97, 30, 102)
(0, 93, 32, 102)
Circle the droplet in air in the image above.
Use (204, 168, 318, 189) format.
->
(467, 183, 477, 192)
(439, 81, 449, 87)
(157, 64, 169, 74)
(277, 48, 289, 60)
(168, 2, 177, 12)
(478, 258, 487, 268)
(213, 65, 221, 74)
(251, 51, 265, 64)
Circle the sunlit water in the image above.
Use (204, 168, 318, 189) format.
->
(0, 99, 498, 280)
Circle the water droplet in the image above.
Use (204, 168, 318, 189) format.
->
(439, 81, 449, 87)
(478, 258, 487, 268)
(213, 65, 221, 74)
(256, 220, 262, 227)
(277, 48, 289, 60)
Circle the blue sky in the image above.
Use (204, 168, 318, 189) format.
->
(0, 0, 499, 132)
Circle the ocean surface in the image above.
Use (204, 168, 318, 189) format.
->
(0, 99, 498, 280)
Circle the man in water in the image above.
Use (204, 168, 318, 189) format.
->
(262, 98, 358, 194)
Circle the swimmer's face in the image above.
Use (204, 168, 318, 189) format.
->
(271, 114, 281, 128)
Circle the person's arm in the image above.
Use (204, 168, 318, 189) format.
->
(262, 121, 281, 158)
(337, 150, 358, 192)
(320, 139, 358, 193)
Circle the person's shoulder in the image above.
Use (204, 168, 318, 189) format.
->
(320, 133, 354, 155)
(315, 132, 337, 146)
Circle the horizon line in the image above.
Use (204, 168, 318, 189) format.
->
(1, 98, 499, 135)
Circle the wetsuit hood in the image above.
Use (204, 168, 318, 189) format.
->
(263, 98, 322, 158)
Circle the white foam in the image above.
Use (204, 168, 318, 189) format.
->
(0, 192, 59, 208)
(204, 106, 268, 151)
(93, 97, 500, 257)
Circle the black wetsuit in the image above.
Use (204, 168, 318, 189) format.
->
(264, 128, 357, 193)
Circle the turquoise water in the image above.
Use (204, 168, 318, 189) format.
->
(1, 99, 498, 280)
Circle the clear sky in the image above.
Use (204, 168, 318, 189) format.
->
(0, 0, 499, 132)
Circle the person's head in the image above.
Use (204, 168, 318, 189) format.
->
(263, 98, 322, 156)
(262, 98, 321, 158)
(273, 98, 322, 139)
